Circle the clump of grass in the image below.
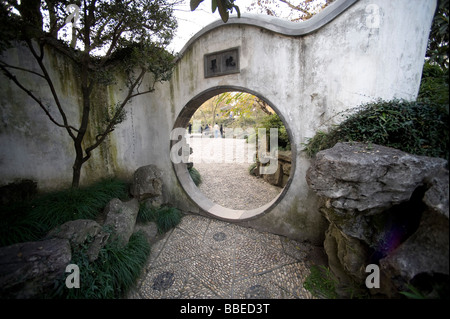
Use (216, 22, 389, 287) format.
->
(156, 206, 182, 233)
(0, 178, 129, 247)
(188, 167, 202, 186)
(50, 230, 150, 299)
(137, 203, 156, 224)
(303, 265, 339, 299)
(137, 204, 182, 234)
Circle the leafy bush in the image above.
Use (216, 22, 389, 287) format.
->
(0, 178, 129, 247)
(50, 230, 150, 299)
(303, 99, 449, 160)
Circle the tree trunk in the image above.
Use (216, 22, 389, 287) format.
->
(71, 139, 84, 188)
(71, 13, 93, 189)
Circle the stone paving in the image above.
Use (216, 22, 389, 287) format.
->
(126, 214, 327, 299)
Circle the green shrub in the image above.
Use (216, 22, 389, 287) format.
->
(188, 167, 202, 186)
(303, 99, 449, 160)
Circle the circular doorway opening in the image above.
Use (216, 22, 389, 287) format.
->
(171, 87, 295, 221)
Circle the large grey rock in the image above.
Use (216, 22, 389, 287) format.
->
(130, 165, 163, 201)
(103, 198, 139, 247)
(379, 209, 449, 294)
(423, 168, 449, 219)
(0, 238, 71, 298)
(47, 219, 101, 245)
(306, 142, 449, 298)
(323, 223, 369, 292)
(47, 219, 108, 262)
(306, 142, 446, 215)
(133, 222, 159, 246)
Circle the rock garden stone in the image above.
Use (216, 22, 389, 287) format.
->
(133, 222, 159, 246)
(0, 238, 71, 298)
(306, 142, 449, 298)
(306, 142, 447, 215)
(103, 198, 139, 247)
(47, 219, 101, 245)
(130, 164, 163, 201)
(47, 219, 106, 262)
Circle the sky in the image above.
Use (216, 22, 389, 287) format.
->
(167, 0, 251, 53)
(167, 0, 331, 53)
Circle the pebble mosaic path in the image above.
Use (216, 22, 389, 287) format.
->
(127, 214, 327, 299)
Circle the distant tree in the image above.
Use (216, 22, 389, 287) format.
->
(246, 0, 334, 22)
(190, 0, 334, 22)
(192, 92, 273, 128)
(426, 0, 449, 72)
(0, 0, 178, 188)
(418, 0, 449, 105)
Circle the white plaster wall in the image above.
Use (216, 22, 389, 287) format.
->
(124, 0, 435, 242)
(0, 44, 81, 190)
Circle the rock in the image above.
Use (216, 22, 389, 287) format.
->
(103, 198, 139, 247)
(142, 196, 164, 210)
(133, 222, 159, 246)
(323, 223, 369, 295)
(47, 219, 105, 262)
(306, 142, 447, 215)
(85, 230, 111, 262)
(379, 209, 449, 294)
(278, 150, 292, 162)
(47, 219, 101, 245)
(0, 238, 71, 298)
(130, 165, 163, 201)
(306, 142, 449, 298)
(263, 162, 283, 186)
(423, 168, 449, 218)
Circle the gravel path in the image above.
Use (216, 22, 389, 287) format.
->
(189, 137, 282, 210)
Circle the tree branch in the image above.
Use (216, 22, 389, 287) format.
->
(25, 39, 77, 139)
(0, 64, 79, 134)
(0, 61, 46, 79)
(278, 0, 313, 17)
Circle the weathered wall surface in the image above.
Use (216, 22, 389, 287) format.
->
(0, 0, 437, 244)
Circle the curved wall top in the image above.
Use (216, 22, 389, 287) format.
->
(177, 0, 358, 58)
